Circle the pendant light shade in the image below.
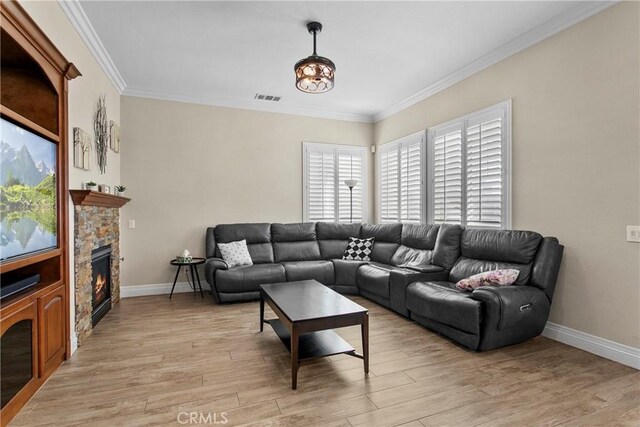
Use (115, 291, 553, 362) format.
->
(294, 22, 335, 94)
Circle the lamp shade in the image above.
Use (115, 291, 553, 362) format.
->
(344, 179, 359, 188)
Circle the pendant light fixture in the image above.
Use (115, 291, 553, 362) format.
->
(294, 21, 335, 94)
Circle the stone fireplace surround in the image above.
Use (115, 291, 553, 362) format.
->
(70, 190, 130, 346)
(74, 205, 121, 345)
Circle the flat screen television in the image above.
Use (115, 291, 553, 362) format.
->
(0, 117, 57, 261)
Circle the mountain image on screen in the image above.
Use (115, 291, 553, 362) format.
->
(0, 118, 57, 260)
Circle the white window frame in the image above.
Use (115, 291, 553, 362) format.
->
(376, 131, 427, 223)
(426, 100, 512, 229)
(302, 142, 368, 223)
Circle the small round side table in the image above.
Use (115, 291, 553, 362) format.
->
(169, 257, 206, 299)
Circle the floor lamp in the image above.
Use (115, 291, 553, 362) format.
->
(344, 179, 359, 223)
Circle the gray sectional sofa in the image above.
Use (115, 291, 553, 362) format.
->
(204, 222, 563, 351)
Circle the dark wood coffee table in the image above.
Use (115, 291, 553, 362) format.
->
(259, 280, 369, 389)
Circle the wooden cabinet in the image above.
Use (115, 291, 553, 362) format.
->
(0, 299, 39, 425)
(0, 1, 79, 425)
(38, 284, 66, 379)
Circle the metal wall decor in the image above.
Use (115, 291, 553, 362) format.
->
(294, 22, 335, 94)
(94, 94, 108, 174)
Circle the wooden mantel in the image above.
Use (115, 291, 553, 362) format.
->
(70, 190, 131, 208)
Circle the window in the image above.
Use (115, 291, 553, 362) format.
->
(377, 131, 426, 223)
(427, 100, 511, 228)
(303, 142, 367, 222)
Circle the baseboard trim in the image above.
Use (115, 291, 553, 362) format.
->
(120, 281, 211, 298)
(543, 322, 639, 370)
(120, 284, 638, 369)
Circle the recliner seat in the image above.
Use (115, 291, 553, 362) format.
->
(406, 229, 563, 351)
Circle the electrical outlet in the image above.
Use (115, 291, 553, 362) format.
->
(128, 219, 136, 229)
(627, 226, 640, 242)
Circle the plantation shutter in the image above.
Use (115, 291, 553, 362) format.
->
(399, 139, 423, 223)
(378, 132, 425, 223)
(466, 111, 505, 228)
(379, 145, 400, 222)
(304, 143, 367, 223)
(338, 150, 364, 222)
(306, 148, 335, 222)
(433, 124, 463, 223)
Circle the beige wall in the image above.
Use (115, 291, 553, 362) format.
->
(120, 97, 373, 287)
(19, 1, 121, 350)
(374, 2, 640, 348)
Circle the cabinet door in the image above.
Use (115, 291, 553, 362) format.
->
(1, 300, 39, 425)
(37, 284, 65, 378)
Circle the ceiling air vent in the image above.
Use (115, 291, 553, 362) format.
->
(254, 93, 281, 102)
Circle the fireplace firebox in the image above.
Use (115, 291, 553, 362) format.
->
(91, 245, 112, 326)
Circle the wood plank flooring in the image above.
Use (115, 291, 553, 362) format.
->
(10, 293, 639, 426)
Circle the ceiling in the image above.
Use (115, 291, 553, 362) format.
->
(73, 1, 612, 122)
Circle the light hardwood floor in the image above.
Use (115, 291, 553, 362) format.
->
(10, 293, 639, 426)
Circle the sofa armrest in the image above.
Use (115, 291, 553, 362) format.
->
(204, 258, 228, 283)
(470, 285, 550, 350)
(204, 258, 228, 303)
(389, 267, 449, 316)
(206, 257, 228, 270)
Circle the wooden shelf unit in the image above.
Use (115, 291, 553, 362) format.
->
(0, 1, 81, 425)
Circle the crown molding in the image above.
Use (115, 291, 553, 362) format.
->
(59, 0, 615, 124)
(373, 1, 618, 122)
(58, 0, 126, 93)
(122, 87, 375, 123)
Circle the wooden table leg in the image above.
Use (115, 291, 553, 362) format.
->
(169, 266, 181, 299)
(291, 326, 299, 390)
(193, 265, 204, 298)
(362, 312, 369, 374)
(259, 293, 265, 332)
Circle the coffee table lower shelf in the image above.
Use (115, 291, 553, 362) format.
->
(266, 319, 356, 361)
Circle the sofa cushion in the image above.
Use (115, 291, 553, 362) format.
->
(432, 224, 464, 269)
(461, 229, 542, 265)
(215, 263, 285, 293)
(317, 223, 362, 259)
(332, 259, 367, 287)
(272, 222, 317, 242)
(401, 223, 439, 249)
(273, 241, 321, 262)
(217, 240, 252, 267)
(316, 222, 361, 240)
(361, 223, 402, 243)
(281, 261, 334, 285)
(455, 269, 520, 291)
(361, 223, 402, 264)
(390, 245, 433, 270)
(406, 281, 482, 335)
(215, 223, 271, 243)
(319, 240, 349, 260)
(450, 257, 532, 286)
(214, 223, 274, 264)
(342, 237, 374, 261)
